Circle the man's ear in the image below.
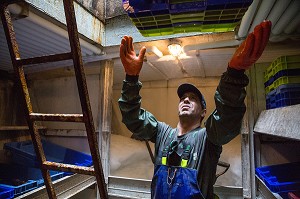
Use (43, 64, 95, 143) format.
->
(201, 109, 206, 118)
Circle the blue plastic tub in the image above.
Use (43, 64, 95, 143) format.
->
(4, 140, 93, 169)
(0, 164, 38, 197)
(0, 186, 14, 199)
(256, 162, 300, 194)
(0, 164, 65, 196)
(265, 84, 300, 109)
(169, 1, 207, 13)
(124, 0, 169, 13)
(264, 69, 300, 87)
(206, 0, 252, 10)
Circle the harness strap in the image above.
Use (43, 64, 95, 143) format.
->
(181, 145, 191, 168)
(161, 142, 191, 168)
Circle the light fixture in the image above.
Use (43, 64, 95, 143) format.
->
(168, 40, 182, 57)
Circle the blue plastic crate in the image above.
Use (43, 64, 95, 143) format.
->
(0, 186, 14, 199)
(266, 88, 277, 109)
(264, 69, 300, 87)
(124, 0, 169, 13)
(265, 84, 300, 109)
(169, 1, 207, 13)
(0, 164, 66, 196)
(276, 84, 300, 100)
(206, 0, 252, 10)
(0, 181, 37, 197)
(256, 162, 300, 193)
(170, 0, 252, 13)
(3, 140, 93, 169)
(123, 0, 252, 36)
(37, 171, 66, 187)
(276, 98, 300, 108)
(4, 140, 93, 168)
(275, 84, 300, 108)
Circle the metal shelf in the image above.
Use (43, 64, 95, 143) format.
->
(256, 176, 283, 199)
(15, 174, 96, 199)
(254, 104, 300, 141)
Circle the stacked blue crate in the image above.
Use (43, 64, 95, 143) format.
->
(0, 164, 39, 197)
(4, 140, 93, 169)
(0, 140, 93, 196)
(0, 163, 65, 197)
(1, 140, 94, 196)
(0, 186, 14, 199)
(256, 162, 300, 199)
(275, 84, 300, 108)
(264, 55, 300, 109)
(123, 0, 253, 36)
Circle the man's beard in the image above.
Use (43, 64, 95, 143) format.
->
(179, 112, 197, 121)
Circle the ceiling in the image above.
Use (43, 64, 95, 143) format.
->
(1, 0, 300, 86)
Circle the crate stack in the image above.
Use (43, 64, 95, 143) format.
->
(0, 140, 93, 197)
(256, 162, 300, 198)
(122, 0, 253, 37)
(264, 55, 300, 110)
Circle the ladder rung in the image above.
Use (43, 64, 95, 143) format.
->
(30, 113, 84, 122)
(43, 161, 95, 176)
(16, 52, 72, 66)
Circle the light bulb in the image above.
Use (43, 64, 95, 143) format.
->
(168, 43, 182, 57)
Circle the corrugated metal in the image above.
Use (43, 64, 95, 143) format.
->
(0, 9, 102, 72)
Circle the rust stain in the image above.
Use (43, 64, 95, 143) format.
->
(43, 161, 95, 175)
(1, 1, 107, 198)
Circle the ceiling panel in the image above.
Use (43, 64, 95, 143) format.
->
(1, 0, 300, 86)
(0, 10, 101, 73)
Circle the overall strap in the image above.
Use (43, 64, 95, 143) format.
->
(181, 144, 191, 168)
(161, 141, 192, 168)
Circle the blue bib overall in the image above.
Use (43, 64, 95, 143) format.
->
(151, 165, 204, 199)
(151, 142, 205, 199)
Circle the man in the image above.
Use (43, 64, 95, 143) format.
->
(118, 21, 272, 199)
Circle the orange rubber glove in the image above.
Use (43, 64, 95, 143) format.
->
(229, 20, 272, 70)
(120, 36, 146, 76)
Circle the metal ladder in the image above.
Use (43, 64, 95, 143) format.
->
(0, 0, 108, 198)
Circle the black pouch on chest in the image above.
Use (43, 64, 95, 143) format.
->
(162, 140, 190, 167)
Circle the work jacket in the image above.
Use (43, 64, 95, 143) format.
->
(118, 67, 249, 199)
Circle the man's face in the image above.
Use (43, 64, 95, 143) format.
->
(178, 92, 204, 119)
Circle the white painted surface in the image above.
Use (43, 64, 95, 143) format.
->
(30, 74, 100, 130)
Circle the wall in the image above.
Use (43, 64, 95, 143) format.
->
(0, 78, 30, 163)
(26, 74, 103, 168)
(29, 75, 100, 131)
(0, 79, 26, 126)
(8, 73, 243, 187)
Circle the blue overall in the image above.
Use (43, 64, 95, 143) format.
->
(151, 165, 204, 199)
(151, 141, 205, 199)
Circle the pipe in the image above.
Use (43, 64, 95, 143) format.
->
(284, 12, 300, 34)
(237, 0, 261, 39)
(266, 0, 291, 29)
(272, 0, 300, 35)
(149, 46, 163, 58)
(269, 35, 289, 43)
(183, 40, 242, 53)
(249, 0, 276, 33)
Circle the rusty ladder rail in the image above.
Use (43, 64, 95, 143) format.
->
(0, 1, 108, 199)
